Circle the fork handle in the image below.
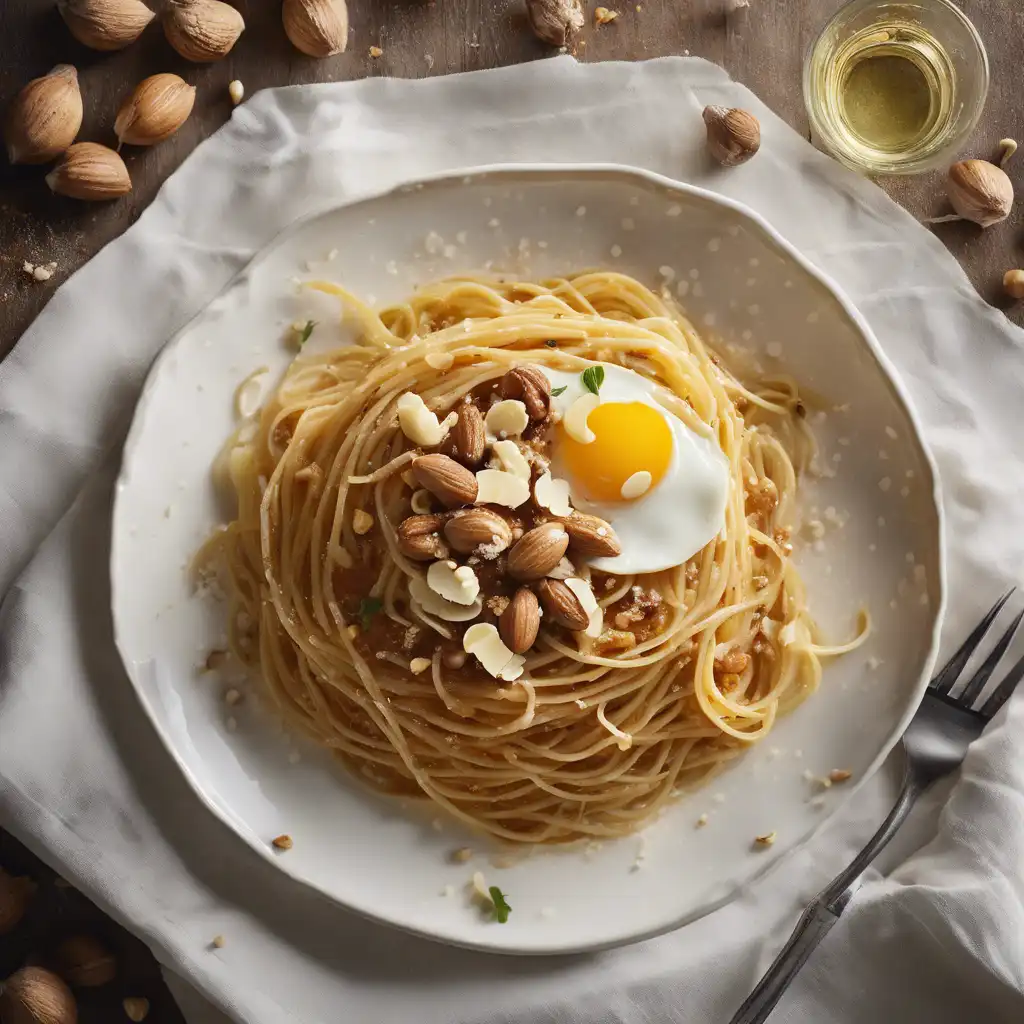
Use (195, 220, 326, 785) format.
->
(729, 764, 925, 1024)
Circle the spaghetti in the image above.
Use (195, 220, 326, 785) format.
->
(199, 271, 862, 844)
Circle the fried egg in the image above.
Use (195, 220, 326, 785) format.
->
(540, 362, 729, 575)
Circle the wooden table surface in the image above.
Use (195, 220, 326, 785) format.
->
(0, 0, 1022, 1020)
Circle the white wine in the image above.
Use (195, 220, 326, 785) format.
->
(804, 1, 988, 175)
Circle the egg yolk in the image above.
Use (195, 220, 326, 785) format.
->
(561, 401, 673, 502)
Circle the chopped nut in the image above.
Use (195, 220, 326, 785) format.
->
(271, 834, 293, 851)
(828, 768, 852, 783)
(228, 80, 244, 105)
(352, 508, 374, 535)
(409, 657, 432, 674)
(716, 648, 750, 674)
(695, 813, 708, 828)
(123, 997, 150, 1022)
(595, 6, 619, 24)
(451, 846, 474, 863)
(210, 935, 225, 949)
(369, 45, 383, 58)
(754, 831, 776, 847)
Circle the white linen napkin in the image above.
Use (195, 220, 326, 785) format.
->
(2, 57, 1023, 1024)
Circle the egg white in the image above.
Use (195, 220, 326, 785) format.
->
(539, 362, 729, 575)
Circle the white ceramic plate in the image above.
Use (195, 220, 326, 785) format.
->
(111, 166, 944, 954)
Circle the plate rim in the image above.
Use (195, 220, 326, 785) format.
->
(111, 162, 947, 955)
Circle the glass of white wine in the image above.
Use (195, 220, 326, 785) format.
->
(803, 0, 989, 175)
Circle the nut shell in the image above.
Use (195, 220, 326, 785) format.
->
(115, 74, 196, 147)
(4, 65, 83, 165)
(56, 935, 117, 988)
(45, 142, 131, 201)
(283, 0, 349, 57)
(499, 588, 541, 653)
(702, 105, 761, 167)
(525, 0, 583, 47)
(947, 159, 1013, 228)
(507, 523, 569, 581)
(163, 0, 245, 62)
(57, 0, 155, 51)
(0, 966, 78, 1024)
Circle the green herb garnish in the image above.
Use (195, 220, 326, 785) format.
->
(581, 365, 605, 395)
(358, 596, 383, 631)
(550, 385, 567, 397)
(489, 886, 511, 923)
(298, 319, 317, 346)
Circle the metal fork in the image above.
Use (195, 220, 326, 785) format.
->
(730, 589, 1024, 1024)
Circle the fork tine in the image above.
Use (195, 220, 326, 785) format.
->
(929, 589, 1016, 697)
(957, 608, 1024, 708)
(979, 649, 1024, 721)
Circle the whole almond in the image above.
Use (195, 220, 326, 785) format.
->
(500, 365, 551, 421)
(395, 514, 448, 561)
(444, 508, 512, 554)
(5, 65, 83, 165)
(283, 0, 349, 58)
(46, 142, 131, 200)
(411, 454, 478, 508)
(452, 404, 485, 467)
(536, 579, 589, 631)
(563, 513, 622, 557)
(507, 523, 569, 581)
(57, 0, 155, 51)
(0, 968, 77, 1024)
(163, 0, 245, 62)
(115, 74, 196, 147)
(500, 588, 540, 653)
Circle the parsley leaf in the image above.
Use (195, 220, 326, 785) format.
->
(489, 886, 512, 923)
(298, 320, 317, 346)
(581, 365, 605, 395)
(550, 385, 567, 397)
(358, 596, 383, 631)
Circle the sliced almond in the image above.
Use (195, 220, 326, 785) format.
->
(397, 393, 457, 447)
(395, 514, 448, 561)
(452, 403, 485, 467)
(500, 365, 551, 420)
(426, 560, 480, 606)
(563, 513, 622, 557)
(564, 393, 599, 444)
(547, 556, 576, 580)
(409, 576, 482, 623)
(564, 577, 603, 637)
(534, 472, 573, 517)
(444, 508, 513, 555)
(499, 588, 541, 653)
(485, 399, 529, 439)
(412, 454, 478, 508)
(463, 622, 525, 680)
(507, 523, 569, 581)
(536, 579, 589, 631)
(475, 468, 530, 508)
(491, 439, 531, 480)
(621, 470, 652, 499)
